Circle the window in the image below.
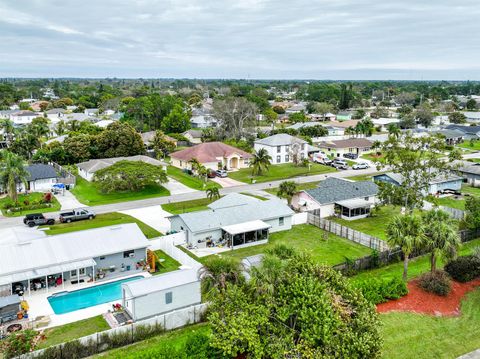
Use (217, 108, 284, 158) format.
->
(165, 291, 173, 304)
(364, 197, 369, 201)
(279, 217, 284, 226)
(276, 155, 281, 163)
(79, 268, 86, 276)
(123, 250, 134, 258)
(99, 256, 105, 260)
(277, 145, 281, 153)
(285, 155, 289, 162)
(70, 269, 77, 277)
(285, 145, 290, 152)
(179, 161, 182, 167)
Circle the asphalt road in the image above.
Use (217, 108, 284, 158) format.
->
(0, 167, 380, 229)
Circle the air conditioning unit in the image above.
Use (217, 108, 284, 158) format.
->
(129, 253, 135, 258)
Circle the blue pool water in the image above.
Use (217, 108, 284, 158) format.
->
(48, 276, 143, 314)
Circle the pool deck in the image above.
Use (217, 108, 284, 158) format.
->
(25, 272, 150, 328)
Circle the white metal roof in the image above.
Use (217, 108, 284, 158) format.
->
(0, 224, 149, 285)
(122, 269, 199, 298)
(336, 198, 372, 209)
(222, 220, 271, 235)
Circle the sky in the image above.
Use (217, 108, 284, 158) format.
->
(1, 0, 480, 80)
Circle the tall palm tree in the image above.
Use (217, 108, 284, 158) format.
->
(387, 123, 400, 138)
(206, 186, 220, 201)
(189, 157, 201, 173)
(0, 151, 29, 202)
(386, 214, 425, 281)
(250, 148, 272, 176)
(1, 119, 15, 144)
(198, 256, 244, 300)
(277, 181, 297, 205)
(421, 209, 461, 272)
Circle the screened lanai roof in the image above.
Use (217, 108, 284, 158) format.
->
(222, 220, 271, 235)
(336, 198, 372, 209)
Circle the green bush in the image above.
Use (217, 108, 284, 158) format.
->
(444, 255, 480, 283)
(0, 329, 38, 359)
(355, 277, 408, 304)
(418, 270, 451, 296)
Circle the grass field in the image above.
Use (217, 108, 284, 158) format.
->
(433, 196, 466, 210)
(346, 171, 385, 182)
(381, 289, 480, 359)
(162, 197, 216, 214)
(0, 192, 61, 217)
(458, 140, 480, 151)
(167, 166, 219, 190)
(40, 212, 162, 239)
(228, 163, 335, 184)
(215, 224, 372, 265)
(71, 177, 170, 206)
(37, 316, 109, 349)
(153, 250, 181, 274)
(264, 181, 321, 195)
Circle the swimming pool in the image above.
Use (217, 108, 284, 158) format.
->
(48, 276, 143, 314)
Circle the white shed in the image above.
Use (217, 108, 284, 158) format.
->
(121, 269, 201, 321)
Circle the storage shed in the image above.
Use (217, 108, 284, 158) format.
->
(121, 269, 201, 321)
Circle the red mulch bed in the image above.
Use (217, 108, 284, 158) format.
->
(377, 278, 480, 316)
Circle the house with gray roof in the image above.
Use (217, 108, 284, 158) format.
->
(373, 172, 463, 195)
(453, 160, 480, 187)
(446, 125, 480, 141)
(431, 129, 464, 145)
(254, 133, 308, 165)
(9, 164, 59, 192)
(291, 177, 379, 220)
(169, 193, 294, 250)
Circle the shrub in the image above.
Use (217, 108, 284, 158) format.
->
(444, 255, 480, 283)
(0, 329, 38, 359)
(355, 277, 408, 304)
(184, 331, 214, 358)
(418, 270, 451, 296)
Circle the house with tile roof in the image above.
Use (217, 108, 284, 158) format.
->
(170, 142, 252, 171)
(291, 178, 379, 220)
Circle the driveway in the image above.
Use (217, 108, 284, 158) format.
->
(210, 176, 245, 188)
(164, 177, 197, 195)
(55, 190, 84, 210)
(119, 205, 172, 234)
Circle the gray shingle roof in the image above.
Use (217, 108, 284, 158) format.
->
(25, 164, 57, 181)
(305, 177, 378, 205)
(254, 134, 307, 146)
(174, 194, 294, 233)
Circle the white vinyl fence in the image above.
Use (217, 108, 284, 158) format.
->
(149, 232, 201, 270)
(292, 212, 308, 225)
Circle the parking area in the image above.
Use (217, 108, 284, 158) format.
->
(210, 176, 245, 188)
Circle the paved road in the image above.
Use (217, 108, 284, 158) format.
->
(0, 167, 380, 229)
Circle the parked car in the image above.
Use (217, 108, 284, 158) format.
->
(59, 208, 96, 223)
(322, 158, 333, 165)
(343, 153, 358, 159)
(216, 170, 228, 178)
(332, 160, 348, 170)
(313, 156, 332, 165)
(352, 162, 370, 170)
(207, 170, 216, 178)
(23, 213, 55, 227)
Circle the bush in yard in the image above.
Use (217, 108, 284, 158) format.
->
(43, 192, 52, 203)
(355, 277, 408, 304)
(418, 270, 452, 296)
(444, 255, 480, 283)
(0, 329, 38, 358)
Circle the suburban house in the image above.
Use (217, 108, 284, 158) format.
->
(190, 108, 217, 128)
(371, 118, 400, 132)
(122, 269, 201, 321)
(285, 102, 307, 114)
(454, 160, 480, 187)
(373, 172, 463, 195)
(446, 125, 480, 141)
(140, 131, 178, 155)
(463, 112, 480, 123)
(9, 110, 39, 125)
(170, 142, 251, 171)
(77, 155, 168, 181)
(45, 108, 66, 121)
(288, 122, 343, 136)
(309, 113, 336, 121)
(291, 178, 379, 220)
(21, 163, 58, 192)
(182, 129, 203, 144)
(254, 134, 308, 165)
(431, 129, 464, 145)
(169, 193, 294, 249)
(0, 224, 149, 297)
(316, 138, 373, 158)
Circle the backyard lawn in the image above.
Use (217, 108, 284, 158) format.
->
(381, 289, 480, 359)
(216, 224, 372, 265)
(37, 315, 109, 349)
(432, 196, 465, 210)
(0, 192, 61, 217)
(458, 140, 480, 151)
(228, 163, 335, 184)
(346, 172, 385, 182)
(162, 197, 217, 214)
(40, 212, 162, 239)
(153, 249, 181, 274)
(264, 181, 321, 195)
(71, 177, 170, 206)
(167, 166, 220, 191)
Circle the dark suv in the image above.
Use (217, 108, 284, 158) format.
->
(23, 213, 55, 227)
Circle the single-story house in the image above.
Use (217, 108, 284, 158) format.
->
(9, 110, 39, 125)
(371, 118, 400, 131)
(431, 129, 464, 145)
(463, 112, 480, 123)
(291, 178, 379, 220)
(316, 138, 373, 158)
(373, 172, 463, 195)
(45, 108, 66, 121)
(446, 125, 480, 141)
(169, 193, 294, 249)
(285, 102, 307, 114)
(77, 155, 168, 181)
(0, 224, 149, 297)
(170, 142, 252, 171)
(122, 269, 201, 321)
(287, 122, 343, 136)
(254, 134, 308, 165)
(16, 164, 58, 192)
(182, 129, 203, 144)
(309, 113, 337, 121)
(140, 131, 178, 148)
(190, 109, 217, 129)
(453, 160, 480, 187)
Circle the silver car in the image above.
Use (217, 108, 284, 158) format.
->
(352, 162, 370, 170)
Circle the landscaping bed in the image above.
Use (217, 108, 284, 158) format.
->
(0, 192, 61, 217)
(152, 250, 181, 275)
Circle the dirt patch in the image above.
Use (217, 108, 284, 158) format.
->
(377, 278, 480, 316)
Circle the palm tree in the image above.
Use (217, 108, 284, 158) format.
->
(1, 119, 15, 144)
(56, 120, 66, 136)
(386, 214, 425, 281)
(421, 209, 461, 272)
(387, 123, 400, 138)
(277, 181, 297, 205)
(198, 256, 244, 300)
(206, 186, 220, 201)
(0, 151, 29, 202)
(250, 148, 272, 176)
(189, 158, 201, 173)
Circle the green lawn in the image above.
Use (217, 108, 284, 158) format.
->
(228, 163, 335, 184)
(153, 250, 181, 274)
(95, 324, 210, 358)
(40, 212, 162, 239)
(331, 205, 403, 240)
(381, 289, 480, 359)
(162, 197, 216, 214)
(461, 184, 480, 196)
(467, 158, 480, 163)
(167, 166, 219, 190)
(37, 316, 109, 349)
(433, 196, 465, 210)
(71, 177, 170, 206)
(361, 153, 385, 163)
(0, 192, 61, 217)
(346, 172, 385, 182)
(458, 140, 480, 151)
(264, 181, 321, 195)
(216, 224, 372, 266)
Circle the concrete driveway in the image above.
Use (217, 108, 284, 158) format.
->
(119, 205, 172, 234)
(210, 176, 245, 188)
(55, 190, 84, 210)
(164, 177, 197, 195)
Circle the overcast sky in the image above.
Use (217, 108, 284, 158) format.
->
(1, 0, 480, 80)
